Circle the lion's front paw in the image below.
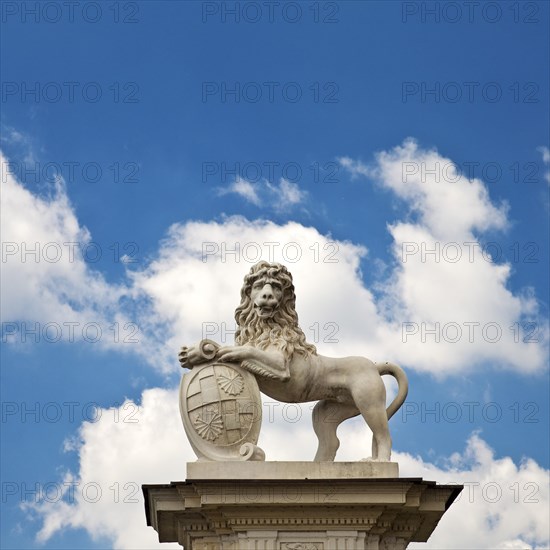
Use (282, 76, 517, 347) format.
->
(216, 346, 253, 364)
(178, 346, 191, 369)
(179, 340, 222, 369)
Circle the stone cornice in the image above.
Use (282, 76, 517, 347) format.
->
(143, 473, 462, 549)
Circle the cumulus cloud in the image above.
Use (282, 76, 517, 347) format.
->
(0, 151, 171, 369)
(4, 134, 548, 549)
(4, 138, 548, 375)
(339, 138, 547, 374)
(1, 152, 126, 345)
(401, 433, 549, 549)
(118, 138, 550, 374)
(127, 217, 374, 371)
(216, 176, 307, 211)
(25, 390, 549, 550)
(23, 389, 185, 549)
(371, 138, 509, 237)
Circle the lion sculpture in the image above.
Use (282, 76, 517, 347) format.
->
(179, 261, 408, 462)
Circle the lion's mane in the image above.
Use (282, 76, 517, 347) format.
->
(234, 261, 317, 359)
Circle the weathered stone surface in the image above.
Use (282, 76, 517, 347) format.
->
(179, 262, 410, 462)
(143, 476, 462, 549)
(187, 461, 399, 480)
(180, 356, 265, 462)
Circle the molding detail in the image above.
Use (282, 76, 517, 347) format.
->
(281, 544, 323, 550)
(143, 476, 462, 549)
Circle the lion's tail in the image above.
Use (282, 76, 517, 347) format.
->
(376, 361, 409, 420)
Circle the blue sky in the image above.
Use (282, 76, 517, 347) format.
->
(1, 1, 549, 549)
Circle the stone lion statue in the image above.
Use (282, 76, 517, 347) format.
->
(179, 261, 408, 462)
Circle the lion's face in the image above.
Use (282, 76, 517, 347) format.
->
(249, 276, 284, 319)
(235, 261, 317, 358)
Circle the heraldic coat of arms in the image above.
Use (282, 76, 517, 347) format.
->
(179, 338, 265, 461)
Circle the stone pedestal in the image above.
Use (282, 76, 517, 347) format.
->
(143, 462, 462, 550)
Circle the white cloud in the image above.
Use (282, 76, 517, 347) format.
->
(23, 389, 185, 549)
(1, 127, 25, 145)
(3, 138, 547, 377)
(0, 150, 170, 366)
(338, 139, 547, 374)
(336, 155, 373, 179)
(538, 146, 550, 184)
(25, 390, 549, 550)
(216, 176, 307, 211)
(401, 433, 549, 549)
(4, 130, 547, 549)
(128, 217, 371, 371)
(0, 152, 125, 344)
(370, 137, 509, 239)
(268, 177, 306, 209)
(217, 175, 262, 206)
(0, 124, 38, 164)
(134, 188, 546, 375)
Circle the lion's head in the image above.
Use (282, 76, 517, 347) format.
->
(234, 261, 317, 359)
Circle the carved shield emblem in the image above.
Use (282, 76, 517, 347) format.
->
(180, 362, 265, 461)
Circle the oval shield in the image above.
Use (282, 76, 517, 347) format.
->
(180, 361, 265, 461)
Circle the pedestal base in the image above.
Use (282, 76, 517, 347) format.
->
(143, 463, 462, 550)
(187, 460, 399, 480)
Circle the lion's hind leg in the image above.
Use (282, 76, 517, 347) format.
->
(350, 374, 392, 461)
(312, 400, 359, 462)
